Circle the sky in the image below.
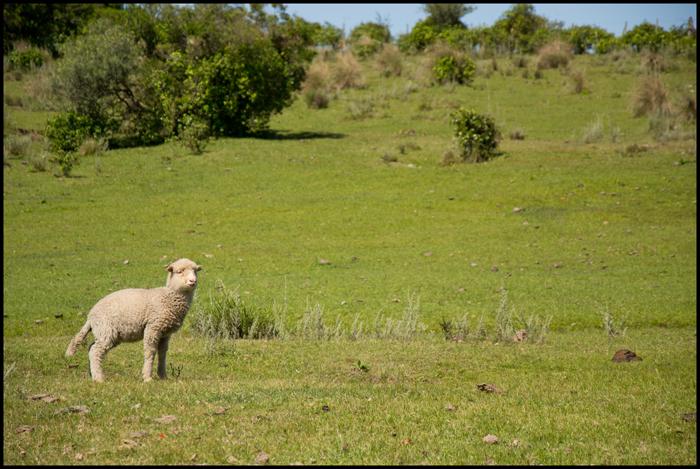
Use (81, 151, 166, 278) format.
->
(282, 3, 697, 38)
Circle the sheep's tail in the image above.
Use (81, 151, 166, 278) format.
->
(66, 320, 91, 357)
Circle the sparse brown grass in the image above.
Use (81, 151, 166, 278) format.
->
(375, 43, 403, 78)
(632, 75, 672, 117)
(536, 40, 573, 70)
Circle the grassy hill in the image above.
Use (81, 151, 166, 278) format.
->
(3, 51, 696, 464)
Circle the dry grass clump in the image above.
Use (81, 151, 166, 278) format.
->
(301, 58, 333, 109)
(640, 52, 671, 74)
(632, 75, 672, 117)
(375, 43, 403, 77)
(568, 68, 588, 94)
(677, 85, 696, 122)
(332, 52, 366, 90)
(536, 40, 573, 70)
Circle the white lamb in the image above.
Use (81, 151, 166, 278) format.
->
(65, 258, 202, 382)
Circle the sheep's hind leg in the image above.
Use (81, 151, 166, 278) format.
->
(157, 336, 171, 380)
(88, 340, 114, 383)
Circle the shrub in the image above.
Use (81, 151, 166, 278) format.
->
(536, 40, 573, 70)
(301, 58, 333, 109)
(45, 111, 100, 155)
(346, 98, 374, 120)
(3, 134, 31, 158)
(77, 138, 107, 157)
(303, 88, 330, 109)
(190, 281, 278, 340)
(375, 43, 403, 77)
(427, 43, 475, 85)
(677, 86, 696, 122)
(632, 75, 672, 117)
(450, 108, 501, 163)
(582, 117, 605, 143)
(331, 52, 366, 90)
(176, 115, 209, 155)
(349, 22, 390, 58)
(7, 47, 46, 71)
(569, 69, 587, 94)
(509, 128, 526, 140)
(398, 20, 438, 53)
(50, 151, 79, 177)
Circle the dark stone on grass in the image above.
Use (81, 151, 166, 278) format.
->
(477, 383, 503, 394)
(612, 349, 642, 362)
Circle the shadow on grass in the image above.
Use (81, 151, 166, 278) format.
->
(252, 129, 346, 140)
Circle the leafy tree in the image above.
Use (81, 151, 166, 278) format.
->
(493, 4, 548, 54)
(621, 22, 668, 52)
(567, 25, 615, 54)
(3, 3, 122, 56)
(349, 21, 391, 57)
(423, 4, 475, 30)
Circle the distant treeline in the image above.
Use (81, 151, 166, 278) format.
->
(3, 3, 696, 58)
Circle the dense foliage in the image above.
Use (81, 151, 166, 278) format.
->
(450, 108, 501, 163)
(42, 4, 318, 151)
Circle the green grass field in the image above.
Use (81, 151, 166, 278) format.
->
(3, 53, 696, 464)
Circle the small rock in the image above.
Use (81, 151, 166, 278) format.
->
(212, 406, 227, 415)
(476, 383, 503, 394)
(513, 207, 524, 213)
(318, 258, 332, 265)
(321, 405, 330, 412)
(15, 425, 34, 434)
(423, 251, 433, 257)
(75, 453, 84, 461)
(153, 415, 177, 424)
(34, 320, 44, 325)
(119, 439, 139, 450)
(482, 434, 499, 444)
(54, 313, 63, 319)
(490, 265, 499, 272)
(445, 403, 456, 412)
(612, 349, 642, 362)
(552, 262, 563, 269)
(28, 393, 59, 403)
(123, 260, 129, 265)
(227, 456, 239, 464)
(255, 451, 270, 465)
(513, 330, 528, 342)
(510, 438, 521, 448)
(400, 438, 413, 446)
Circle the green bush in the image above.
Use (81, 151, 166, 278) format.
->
(433, 54, 475, 84)
(349, 22, 391, 59)
(427, 44, 475, 85)
(398, 20, 438, 53)
(7, 47, 45, 71)
(450, 108, 501, 162)
(45, 112, 98, 155)
(176, 115, 209, 155)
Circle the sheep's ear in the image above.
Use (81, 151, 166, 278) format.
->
(195, 265, 202, 272)
(166, 263, 174, 272)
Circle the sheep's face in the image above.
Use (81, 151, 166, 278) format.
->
(166, 258, 202, 293)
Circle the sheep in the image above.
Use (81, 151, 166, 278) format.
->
(65, 258, 202, 382)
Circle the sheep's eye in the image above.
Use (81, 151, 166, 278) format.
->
(177, 269, 184, 274)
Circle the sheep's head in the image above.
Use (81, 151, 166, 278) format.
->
(165, 258, 202, 293)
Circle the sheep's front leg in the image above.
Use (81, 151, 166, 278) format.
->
(157, 336, 171, 379)
(142, 329, 160, 382)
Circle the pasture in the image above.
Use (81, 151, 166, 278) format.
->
(3, 51, 696, 464)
